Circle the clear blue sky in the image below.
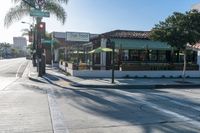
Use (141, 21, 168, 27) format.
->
(0, 0, 200, 43)
(60, 0, 199, 32)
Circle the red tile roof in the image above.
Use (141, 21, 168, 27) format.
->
(190, 43, 200, 50)
(100, 30, 150, 39)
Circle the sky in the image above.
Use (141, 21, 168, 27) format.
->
(0, 0, 200, 44)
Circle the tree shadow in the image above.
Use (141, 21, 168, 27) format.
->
(23, 75, 200, 133)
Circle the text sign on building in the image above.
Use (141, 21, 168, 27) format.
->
(66, 32, 90, 42)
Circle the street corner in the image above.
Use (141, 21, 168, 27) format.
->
(41, 74, 72, 89)
(28, 71, 47, 83)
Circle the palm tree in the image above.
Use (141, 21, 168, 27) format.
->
(21, 28, 30, 36)
(4, 0, 68, 27)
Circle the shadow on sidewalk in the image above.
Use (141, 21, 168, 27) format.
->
(27, 75, 200, 133)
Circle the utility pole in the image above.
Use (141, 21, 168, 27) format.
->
(51, 33, 54, 68)
(36, 17, 43, 76)
(23, 0, 49, 77)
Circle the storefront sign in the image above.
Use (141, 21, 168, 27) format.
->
(66, 32, 89, 42)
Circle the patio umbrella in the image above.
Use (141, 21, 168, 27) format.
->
(72, 51, 84, 54)
(88, 47, 112, 54)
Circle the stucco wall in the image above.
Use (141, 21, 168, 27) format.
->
(59, 62, 200, 78)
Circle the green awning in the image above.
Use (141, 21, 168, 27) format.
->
(111, 39, 172, 50)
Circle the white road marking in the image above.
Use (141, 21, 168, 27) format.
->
(0, 77, 17, 90)
(16, 62, 25, 78)
(114, 89, 200, 127)
(22, 61, 31, 78)
(136, 89, 200, 113)
(153, 93, 200, 112)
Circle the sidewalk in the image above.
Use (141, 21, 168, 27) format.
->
(29, 64, 200, 89)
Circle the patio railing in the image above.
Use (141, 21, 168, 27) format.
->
(60, 61, 199, 71)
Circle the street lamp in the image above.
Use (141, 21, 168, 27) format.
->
(21, 21, 31, 25)
(21, 21, 34, 42)
(21, 21, 33, 29)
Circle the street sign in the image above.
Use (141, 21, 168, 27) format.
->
(30, 9, 50, 17)
(42, 40, 56, 44)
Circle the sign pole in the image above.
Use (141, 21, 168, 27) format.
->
(29, 0, 49, 77)
(111, 41, 115, 84)
(36, 17, 43, 77)
(51, 34, 54, 68)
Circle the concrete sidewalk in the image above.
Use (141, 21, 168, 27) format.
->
(29, 64, 200, 89)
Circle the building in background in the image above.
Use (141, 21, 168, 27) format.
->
(13, 37, 27, 51)
(13, 37, 27, 57)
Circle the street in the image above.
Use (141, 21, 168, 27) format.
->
(0, 58, 28, 90)
(0, 58, 53, 132)
(53, 86, 200, 133)
(1, 58, 200, 132)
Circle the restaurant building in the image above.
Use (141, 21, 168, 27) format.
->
(58, 30, 200, 78)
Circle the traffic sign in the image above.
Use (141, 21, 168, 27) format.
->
(42, 40, 56, 44)
(30, 9, 50, 17)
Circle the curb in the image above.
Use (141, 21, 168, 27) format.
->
(28, 71, 47, 83)
(70, 83, 200, 89)
(28, 66, 200, 89)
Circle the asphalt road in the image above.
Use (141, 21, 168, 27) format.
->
(0, 58, 29, 90)
(39, 68, 200, 133)
(51, 84, 200, 133)
(0, 58, 53, 133)
(0, 58, 28, 78)
(1, 58, 200, 133)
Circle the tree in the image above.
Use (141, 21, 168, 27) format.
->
(11, 48, 20, 57)
(150, 10, 200, 80)
(4, 0, 68, 27)
(0, 42, 12, 58)
(21, 28, 30, 36)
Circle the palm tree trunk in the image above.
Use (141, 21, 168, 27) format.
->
(182, 49, 187, 81)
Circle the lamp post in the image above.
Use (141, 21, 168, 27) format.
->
(22, 0, 48, 77)
(21, 21, 34, 44)
(51, 34, 54, 68)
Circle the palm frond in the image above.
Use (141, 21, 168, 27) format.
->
(57, 0, 68, 4)
(6, 0, 67, 27)
(4, 3, 31, 28)
(44, 1, 66, 24)
(11, 0, 21, 4)
(21, 28, 29, 32)
(22, 32, 29, 36)
(47, 0, 68, 4)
